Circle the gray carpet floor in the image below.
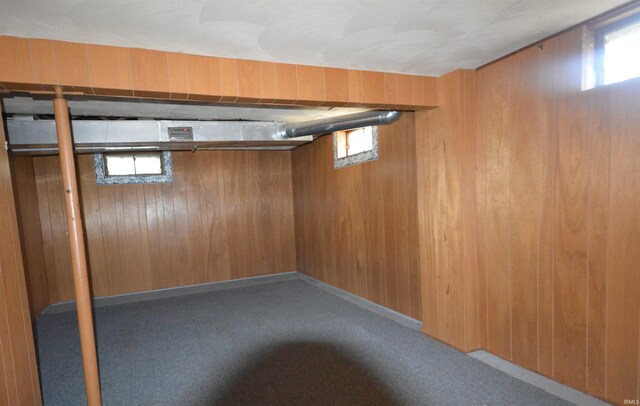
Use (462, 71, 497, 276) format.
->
(36, 279, 572, 405)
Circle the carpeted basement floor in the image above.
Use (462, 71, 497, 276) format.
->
(36, 279, 572, 405)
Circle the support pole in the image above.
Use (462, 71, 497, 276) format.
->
(53, 86, 102, 406)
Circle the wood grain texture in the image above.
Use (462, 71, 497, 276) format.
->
(324, 67, 349, 106)
(361, 71, 385, 105)
(18, 151, 296, 304)
(29, 39, 57, 85)
(0, 35, 436, 108)
(185, 54, 222, 101)
(129, 48, 169, 97)
(166, 52, 189, 99)
(259, 62, 277, 102)
(87, 44, 132, 95)
(0, 105, 42, 406)
(415, 69, 479, 351)
(237, 59, 262, 101)
(296, 65, 325, 104)
(219, 58, 239, 102)
(476, 26, 640, 404)
(292, 113, 420, 319)
(275, 63, 298, 102)
(10, 157, 49, 320)
(0, 36, 32, 86)
(53, 41, 92, 91)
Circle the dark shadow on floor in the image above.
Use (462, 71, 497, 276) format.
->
(209, 341, 399, 406)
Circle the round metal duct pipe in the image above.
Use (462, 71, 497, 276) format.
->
(281, 110, 402, 138)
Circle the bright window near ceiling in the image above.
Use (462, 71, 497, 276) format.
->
(597, 13, 640, 85)
(94, 151, 173, 185)
(334, 126, 378, 168)
(104, 153, 163, 176)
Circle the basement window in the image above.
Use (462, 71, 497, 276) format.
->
(94, 151, 173, 185)
(590, 10, 640, 86)
(334, 126, 378, 168)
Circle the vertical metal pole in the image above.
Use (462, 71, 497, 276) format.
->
(53, 86, 102, 406)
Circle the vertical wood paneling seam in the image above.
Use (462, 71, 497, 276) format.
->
(258, 62, 264, 102)
(461, 78, 469, 350)
(273, 64, 279, 105)
(0, 325, 11, 405)
(585, 90, 593, 391)
(126, 48, 133, 92)
(0, 153, 19, 406)
(603, 96, 614, 395)
(234, 61, 241, 101)
(0, 268, 17, 406)
(551, 66, 560, 378)
(27, 40, 36, 87)
(321, 68, 326, 104)
(136, 185, 147, 288)
(42, 161, 60, 303)
(294, 66, 299, 103)
(536, 54, 541, 371)
(165, 53, 173, 99)
(475, 76, 483, 349)
(483, 91, 491, 352)
(83, 44, 93, 94)
(508, 73, 514, 361)
(51, 43, 59, 86)
(6, 177, 37, 405)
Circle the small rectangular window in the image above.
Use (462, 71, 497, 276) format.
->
(595, 12, 640, 86)
(334, 126, 378, 168)
(95, 151, 172, 184)
(104, 153, 163, 176)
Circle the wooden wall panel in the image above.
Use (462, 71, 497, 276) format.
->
(0, 35, 436, 108)
(296, 65, 325, 104)
(87, 44, 132, 95)
(29, 39, 56, 85)
(17, 151, 297, 303)
(10, 157, 49, 319)
(237, 59, 262, 101)
(605, 78, 640, 404)
(0, 36, 32, 86)
(476, 26, 640, 404)
(129, 48, 169, 98)
(53, 41, 91, 91)
(166, 52, 189, 99)
(292, 114, 421, 320)
(259, 62, 277, 102)
(0, 105, 41, 405)
(185, 54, 222, 101)
(415, 69, 479, 351)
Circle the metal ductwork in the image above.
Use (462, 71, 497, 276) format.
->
(5, 119, 313, 154)
(281, 110, 402, 139)
(4, 110, 402, 154)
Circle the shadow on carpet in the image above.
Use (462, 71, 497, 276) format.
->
(210, 341, 397, 405)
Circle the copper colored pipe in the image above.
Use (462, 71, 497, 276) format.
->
(53, 86, 102, 405)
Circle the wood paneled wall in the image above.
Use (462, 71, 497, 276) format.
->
(415, 69, 480, 352)
(0, 105, 41, 405)
(291, 113, 421, 320)
(475, 27, 640, 404)
(10, 156, 49, 319)
(15, 151, 297, 305)
(0, 35, 436, 109)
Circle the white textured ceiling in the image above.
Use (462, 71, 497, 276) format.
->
(0, 0, 627, 76)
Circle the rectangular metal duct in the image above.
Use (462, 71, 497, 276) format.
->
(6, 119, 312, 154)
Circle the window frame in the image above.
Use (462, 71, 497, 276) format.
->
(594, 11, 640, 86)
(333, 126, 378, 169)
(94, 151, 173, 185)
(103, 152, 165, 177)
